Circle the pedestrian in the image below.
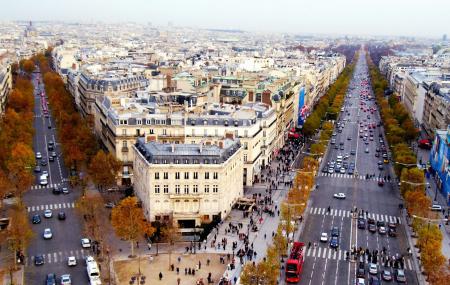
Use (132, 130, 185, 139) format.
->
(178, 256, 181, 263)
(177, 277, 181, 285)
(207, 258, 210, 266)
(199, 260, 202, 269)
(136, 241, 139, 248)
(185, 268, 187, 275)
(147, 242, 152, 251)
(159, 272, 163, 280)
(176, 267, 179, 274)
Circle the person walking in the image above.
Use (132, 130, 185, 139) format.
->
(159, 272, 163, 280)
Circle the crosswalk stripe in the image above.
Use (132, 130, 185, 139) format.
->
(338, 210, 342, 217)
(54, 204, 58, 209)
(310, 207, 314, 214)
(328, 249, 332, 259)
(376, 214, 379, 221)
(71, 202, 75, 208)
(317, 247, 322, 257)
(45, 205, 48, 210)
(333, 250, 337, 260)
(49, 204, 53, 210)
(312, 247, 316, 257)
(307, 247, 311, 256)
(47, 253, 51, 264)
(53, 252, 57, 263)
(322, 248, 327, 258)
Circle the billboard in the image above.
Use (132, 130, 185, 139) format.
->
(297, 87, 309, 126)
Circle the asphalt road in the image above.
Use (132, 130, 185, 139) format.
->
(23, 69, 89, 284)
(296, 51, 419, 285)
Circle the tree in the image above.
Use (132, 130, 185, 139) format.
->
(111, 197, 155, 257)
(159, 222, 182, 269)
(6, 205, 34, 269)
(6, 142, 35, 198)
(88, 150, 122, 190)
(20, 59, 35, 75)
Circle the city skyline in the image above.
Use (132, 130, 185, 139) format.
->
(1, 0, 448, 38)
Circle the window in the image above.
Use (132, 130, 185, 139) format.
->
(162, 129, 167, 135)
(175, 185, 180, 194)
(154, 172, 159, 180)
(163, 185, 169, 193)
(193, 185, 198, 193)
(137, 119, 142, 125)
(204, 159, 209, 164)
(163, 172, 168, 179)
(149, 129, 154, 134)
(122, 129, 127, 135)
(154, 185, 160, 194)
(244, 142, 248, 149)
(193, 159, 199, 164)
(184, 185, 189, 194)
(122, 141, 127, 148)
(175, 172, 180, 179)
(175, 159, 180, 164)
(215, 129, 218, 136)
(244, 130, 248, 137)
(213, 185, 218, 193)
(184, 172, 189, 179)
(204, 185, 210, 193)
(244, 154, 248, 162)
(213, 172, 218, 179)
(193, 172, 198, 179)
(204, 172, 209, 179)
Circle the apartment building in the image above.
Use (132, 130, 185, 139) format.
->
(133, 137, 244, 232)
(423, 83, 450, 137)
(0, 63, 12, 115)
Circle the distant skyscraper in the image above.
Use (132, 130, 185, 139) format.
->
(443, 34, 448, 41)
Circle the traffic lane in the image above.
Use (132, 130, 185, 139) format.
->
(23, 188, 77, 207)
(25, 259, 88, 285)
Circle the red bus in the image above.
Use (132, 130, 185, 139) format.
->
(285, 242, 305, 283)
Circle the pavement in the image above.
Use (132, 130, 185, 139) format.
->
(296, 51, 420, 285)
(22, 69, 89, 284)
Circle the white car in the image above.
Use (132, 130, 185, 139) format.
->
(67, 256, 77, 266)
(356, 277, 365, 285)
(340, 167, 346, 174)
(60, 274, 71, 285)
(430, 204, 442, 211)
(333, 193, 346, 199)
(44, 209, 52, 218)
(369, 263, 378, 274)
(320, 232, 328, 242)
(35, 152, 42, 159)
(81, 238, 91, 248)
(43, 228, 52, 239)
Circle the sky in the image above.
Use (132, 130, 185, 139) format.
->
(1, 0, 448, 38)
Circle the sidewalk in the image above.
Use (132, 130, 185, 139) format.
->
(1, 267, 23, 285)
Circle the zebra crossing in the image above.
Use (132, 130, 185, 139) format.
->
(31, 183, 62, 190)
(309, 207, 401, 224)
(26, 248, 87, 266)
(27, 202, 75, 213)
(303, 246, 413, 270)
(318, 172, 386, 181)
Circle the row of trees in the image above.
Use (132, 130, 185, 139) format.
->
(366, 51, 449, 283)
(240, 53, 359, 284)
(34, 52, 121, 189)
(302, 58, 357, 137)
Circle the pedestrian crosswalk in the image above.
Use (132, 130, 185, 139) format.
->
(27, 202, 75, 212)
(26, 248, 87, 266)
(31, 183, 64, 190)
(318, 172, 389, 181)
(303, 246, 413, 270)
(309, 207, 401, 224)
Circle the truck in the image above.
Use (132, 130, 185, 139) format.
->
(285, 242, 305, 283)
(86, 256, 102, 285)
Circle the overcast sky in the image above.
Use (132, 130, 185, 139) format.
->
(2, 0, 448, 38)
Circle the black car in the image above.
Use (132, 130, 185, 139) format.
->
(46, 273, 56, 285)
(357, 262, 365, 278)
(49, 156, 54, 162)
(376, 221, 385, 227)
(34, 255, 44, 266)
(331, 227, 340, 237)
(329, 236, 339, 248)
(370, 276, 381, 285)
(40, 159, 48, 166)
(52, 187, 61, 195)
(368, 224, 377, 233)
(32, 214, 41, 224)
(388, 228, 397, 237)
(58, 211, 66, 220)
(367, 217, 375, 224)
(358, 218, 366, 229)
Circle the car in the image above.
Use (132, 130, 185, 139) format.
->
(382, 269, 393, 281)
(395, 269, 406, 283)
(62, 187, 69, 194)
(32, 214, 41, 224)
(51, 151, 57, 158)
(368, 224, 377, 233)
(104, 202, 115, 209)
(333, 193, 346, 199)
(367, 217, 375, 224)
(43, 228, 53, 239)
(35, 152, 42, 159)
(60, 274, 71, 285)
(369, 276, 381, 285)
(322, 167, 328, 173)
(347, 168, 354, 175)
(47, 141, 54, 150)
(34, 254, 44, 266)
(320, 232, 328, 242)
(375, 152, 380, 157)
(49, 156, 54, 162)
(58, 211, 66, 220)
(44, 209, 52, 218)
(430, 204, 442, 211)
(377, 164, 383, 170)
(365, 148, 369, 153)
(357, 262, 366, 278)
(334, 144, 339, 149)
(40, 159, 48, 166)
(378, 180, 384, 187)
(340, 145, 344, 150)
(331, 227, 340, 237)
(378, 225, 387, 234)
(347, 136, 352, 140)
(328, 167, 334, 173)
(34, 165, 41, 172)
(68, 256, 77, 266)
(369, 263, 378, 274)
(383, 158, 389, 164)
(81, 238, 91, 248)
(340, 167, 346, 173)
(46, 273, 56, 285)
(329, 236, 339, 248)
(358, 218, 366, 229)
(52, 187, 61, 195)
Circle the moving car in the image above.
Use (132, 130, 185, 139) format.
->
(357, 218, 366, 229)
(382, 269, 393, 281)
(357, 262, 365, 278)
(44, 209, 52, 218)
(368, 224, 377, 233)
(67, 256, 77, 266)
(369, 263, 378, 274)
(331, 227, 340, 237)
(52, 187, 61, 195)
(81, 238, 91, 248)
(43, 228, 53, 239)
(34, 254, 44, 266)
(356, 278, 365, 285)
(333, 193, 346, 199)
(46, 273, 56, 285)
(62, 187, 69, 194)
(32, 214, 41, 224)
(365, 148, 369, 153)
(395, 269, 406, 283)
(34, 165, 41, 172)
(60, 274, 71, 285)
(329, 236, 339, 248)
(58, 211, 66, 220)
(369, 276, 381, 285)
(320, 232, 328, 242)
(40, 159, 48, 166)
(35, 152, 42, 159)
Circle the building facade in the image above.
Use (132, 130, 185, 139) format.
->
(0, 64, 12, 115)
(422, 85, 450, 137)
(429, 126, 450, 206)
(133, 138, 244, 233)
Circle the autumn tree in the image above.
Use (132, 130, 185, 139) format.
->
(88, 150, 122, 190)
(111, 197, 155, 257)
(240, 245, 279, 285)
(6, 205, 34, 269)
(20, 59, 35, 75)
(6, 142, 35, 198)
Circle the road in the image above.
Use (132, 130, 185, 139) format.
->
(296, 51, 419, 285)
(23, 69, 89, 284)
